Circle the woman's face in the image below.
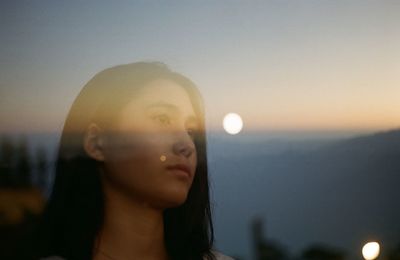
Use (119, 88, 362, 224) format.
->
(100, 79, 199, 209)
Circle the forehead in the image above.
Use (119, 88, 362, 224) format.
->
(122, 79, 197, 118)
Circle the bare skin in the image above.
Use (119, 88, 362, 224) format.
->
(85, 80, 198, 260)
(92, 177, 169, 260)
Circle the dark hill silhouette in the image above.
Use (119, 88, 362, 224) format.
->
(209, 129, 400, 259)
(330, 128, 400, 149)
(320, 128, 400, 162)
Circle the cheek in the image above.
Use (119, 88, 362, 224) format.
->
(104, 133, 168, 176)
(102, 132, 198, 208)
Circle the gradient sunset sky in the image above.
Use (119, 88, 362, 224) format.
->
(1, 1, 399, 134)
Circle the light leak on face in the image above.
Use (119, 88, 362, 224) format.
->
(100, 79, 199, 210)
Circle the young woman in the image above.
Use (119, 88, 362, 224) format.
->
(28, 62, 233, 260)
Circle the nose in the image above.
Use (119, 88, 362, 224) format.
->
(172, 132, 195, 158)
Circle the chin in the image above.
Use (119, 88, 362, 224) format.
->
(157, 187, 190, 209)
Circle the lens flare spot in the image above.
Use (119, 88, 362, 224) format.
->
(223, 113, 243, 135)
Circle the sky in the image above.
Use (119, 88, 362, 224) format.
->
(1, 2, 399, 259)
(1, 0, 399, 134)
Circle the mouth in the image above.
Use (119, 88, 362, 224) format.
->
(166, 164, 192, 179)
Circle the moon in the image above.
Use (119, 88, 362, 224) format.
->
(223, 113, 243, 135)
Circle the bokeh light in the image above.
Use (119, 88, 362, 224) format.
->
(362, 241, 380, 260)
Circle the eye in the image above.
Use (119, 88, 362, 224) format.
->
(152, 114, 171, 125)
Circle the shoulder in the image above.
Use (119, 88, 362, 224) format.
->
(210, 250, 235, 260)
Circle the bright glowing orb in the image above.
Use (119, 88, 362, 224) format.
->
(223, 113, 243, 135)
(362, 242, 380, 260)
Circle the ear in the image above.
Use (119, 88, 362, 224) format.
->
(83, 123, 106, 161)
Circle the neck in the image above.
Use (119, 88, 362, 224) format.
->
(93, 178, 169, 260)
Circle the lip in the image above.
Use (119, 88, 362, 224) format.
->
(166, 164, 192, 179)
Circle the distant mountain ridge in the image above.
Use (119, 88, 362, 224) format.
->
(324, 128, 400, 154)
(210, 128, 400, 259)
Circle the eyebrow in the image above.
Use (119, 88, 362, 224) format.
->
(147, 102, 179, 111)
(146, 101, 199, 123)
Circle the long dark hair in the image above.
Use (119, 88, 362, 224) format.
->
(28, 62, 215, 260)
